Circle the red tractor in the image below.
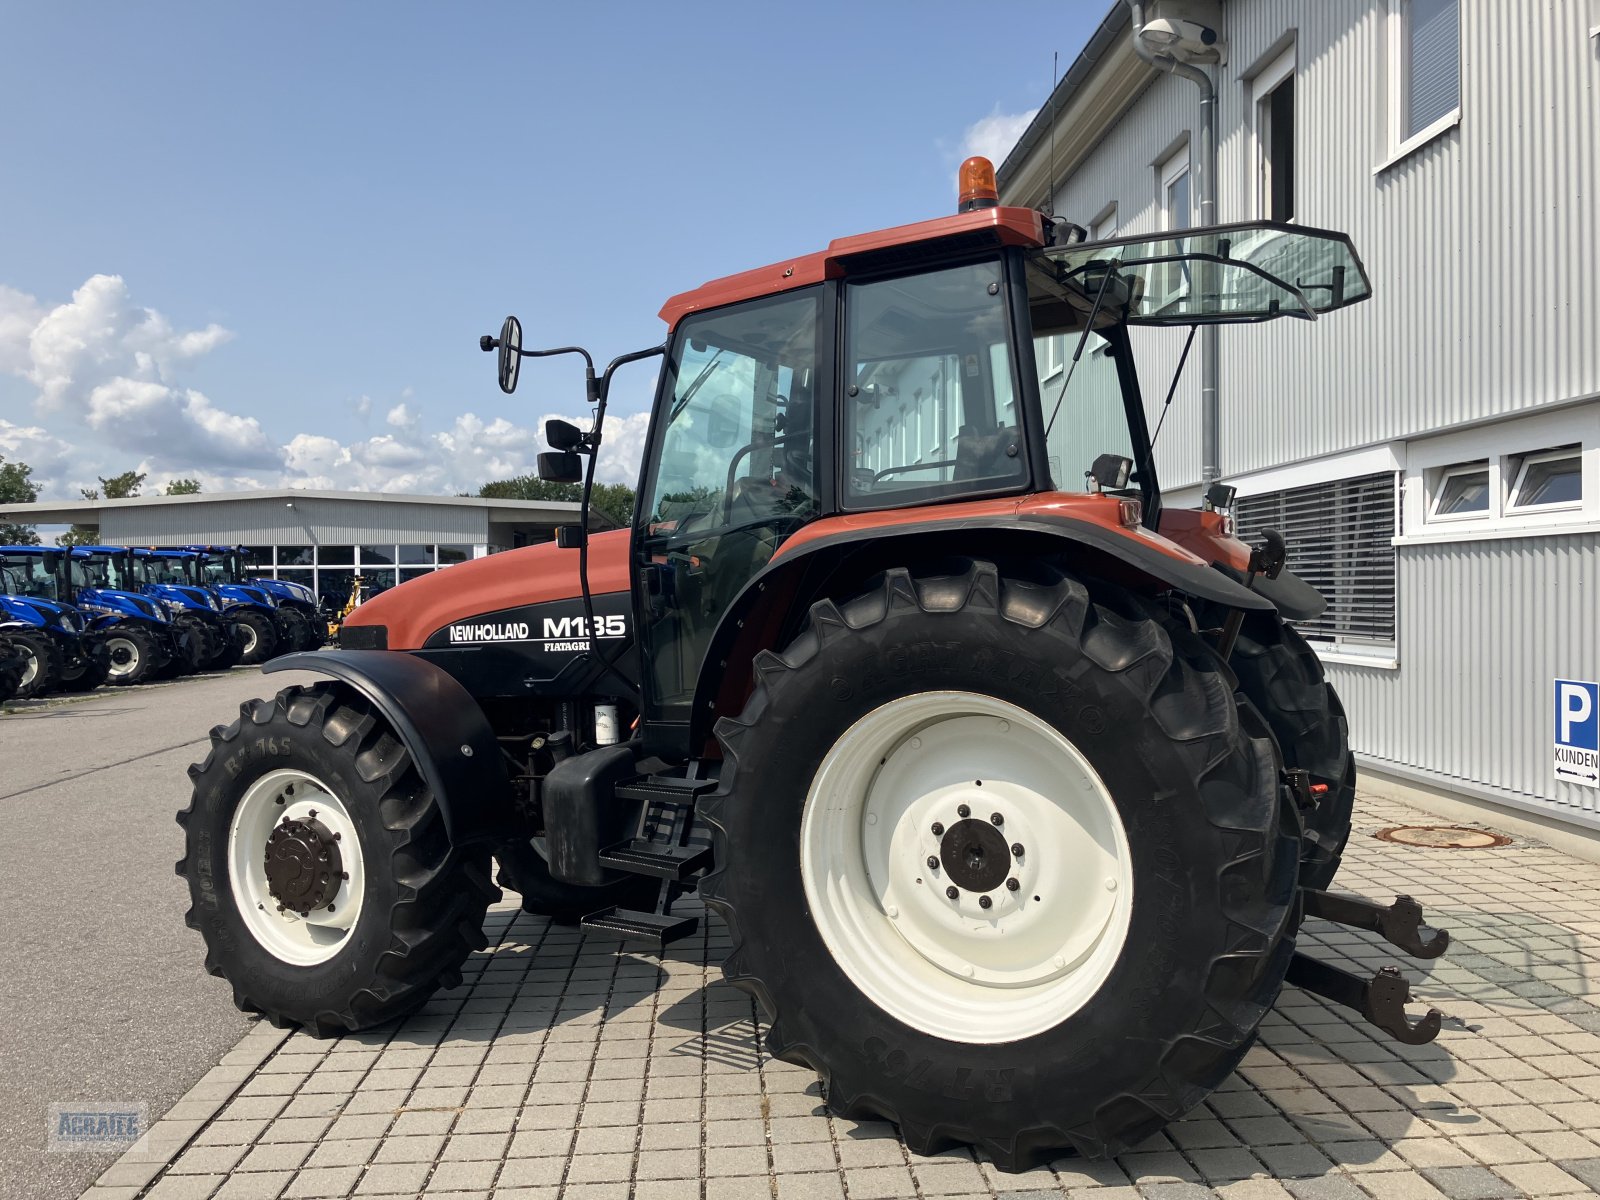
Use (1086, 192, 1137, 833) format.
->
(179, 158, 1448, 1167)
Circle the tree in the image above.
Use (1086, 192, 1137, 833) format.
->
(477, 476, 635, 527)
(57, 486, 102, 547)
(165, 478, 202, 495)
(99, 470, 146, 499)
(0, 455, 41, 545)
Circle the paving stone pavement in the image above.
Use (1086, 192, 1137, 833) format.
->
(82, 789, 1600, 1200)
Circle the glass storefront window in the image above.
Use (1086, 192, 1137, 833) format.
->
(318, 545, 355, 565)
(359, 546, 395, 565)
(438, 545, 474, 564)
(278, 546, 314, 567)
(399, 567, 434, 584)
(361, 568, 398, 593)
(278, 569, 314, 589)
(397, 545, 434, 565)
(240, 547, 273, 569)
(316, 570, 356, 607)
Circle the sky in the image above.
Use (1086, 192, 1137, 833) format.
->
(0, 2, 1104, 501)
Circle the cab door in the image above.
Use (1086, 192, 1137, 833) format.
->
(632, 286, 828, 740)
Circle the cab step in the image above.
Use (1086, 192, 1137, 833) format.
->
(580, 906, 698, 948)
(597, 839, 713, 880)
(614, 775, 717, 807)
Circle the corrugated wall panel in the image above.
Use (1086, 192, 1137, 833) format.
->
(1328, 533, 1600, 823)
(101, 497, 491, 546)
(1034, 0, 1600, 489)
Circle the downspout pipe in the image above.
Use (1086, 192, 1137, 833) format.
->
(1128, 1, 1221, 487)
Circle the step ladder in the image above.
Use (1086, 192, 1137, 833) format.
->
(580, 772, 715, 950)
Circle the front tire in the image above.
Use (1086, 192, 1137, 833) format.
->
(11, 630, 61, 699)
(177, 684, 499, 1034)
(700, 562, 1298, 1168)
(104, 625, 160, 685)
(234, 610, 278, 665)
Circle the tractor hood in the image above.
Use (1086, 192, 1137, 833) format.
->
(215, 583, 277, 610)
(0, 594, 74, 629)
(346, 530, 632, 652)
(77, 588, 168, 623)
(145, 583, 221, 612)
(254, 577, 315, 606)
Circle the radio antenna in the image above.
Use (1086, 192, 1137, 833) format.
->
(1045, 50, 1059, 216)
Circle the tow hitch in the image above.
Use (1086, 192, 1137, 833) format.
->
(1290, 889, 1451, 1045)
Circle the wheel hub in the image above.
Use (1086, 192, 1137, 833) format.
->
(263, 815, 343, 915)
(938, 818, 1011, 893)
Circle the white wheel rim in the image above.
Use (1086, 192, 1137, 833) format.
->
(227, 768, 367, 966)
(240, 624, 258, 655)
(800, 690, 1133, 1044)
(105, 636, 140, 680)
(20, 649, 38, 688)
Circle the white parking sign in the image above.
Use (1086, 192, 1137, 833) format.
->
(1554, 679, 1600, 787)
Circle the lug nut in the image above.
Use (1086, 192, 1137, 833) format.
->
(931, 822, 944, 836)
(1011, 843, 1025, 857)
(926, 856, 939, 870)
(957, 804, 971, 818)
(979, 895, 993, 910)
(1005, 878, 1020, 892)
(990, 812, 1003, 826)
(945, 885, 959, 900)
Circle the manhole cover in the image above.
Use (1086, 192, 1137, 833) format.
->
(1375, 825, 1511, 849)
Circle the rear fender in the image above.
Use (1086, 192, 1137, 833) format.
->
(264, 649, 512, 846)
(685, 516, 1274, 751)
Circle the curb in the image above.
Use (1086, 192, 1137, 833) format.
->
(78, 1020, 291, 1199)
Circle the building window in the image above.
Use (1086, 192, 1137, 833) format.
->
(1236, 473, 1398, 647)
(1508, 447, 1583, 512)
(318, 545, 355, 566)
(1429, 462, 1491, 520)
(1160, 146, 1191, 232)
(1251, 47, 1296, 222)
(1390, 0, 1460, 151)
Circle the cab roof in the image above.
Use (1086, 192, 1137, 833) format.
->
(658, 205, 1047, 330)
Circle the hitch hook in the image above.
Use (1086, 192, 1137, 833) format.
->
(1286, 953, 1443, 1046)
(1302, 889, 1450, 960)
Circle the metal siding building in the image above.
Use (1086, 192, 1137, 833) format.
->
(1000, 1, 1600, 833)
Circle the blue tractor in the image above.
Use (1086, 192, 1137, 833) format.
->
(186, 546, 318, 659)
(63, 546, 202, 684)
(0, 547, 115, 696)
(127, 549, 245, 672)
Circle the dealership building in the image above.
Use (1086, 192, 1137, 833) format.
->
(1000, 1, 1599, 844)
(0, 489, 603, 602)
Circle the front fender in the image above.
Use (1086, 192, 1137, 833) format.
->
(263, 649, 512, 846)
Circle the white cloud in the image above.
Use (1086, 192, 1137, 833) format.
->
(1, 273, 661, 501)
(960, 107, 1039, 166)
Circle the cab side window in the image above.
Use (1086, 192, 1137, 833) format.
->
(844, 259, 1026, 508)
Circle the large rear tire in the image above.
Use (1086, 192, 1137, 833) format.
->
(276, 609, 315, 656)
(59, 648, 110, 692)
(234, 610, 278, 665)
(700, 562, 1298, 1168)
(11, 630, 61, 699)
(1230, 615, 1356, 890)
(177, 684, 499, 1034)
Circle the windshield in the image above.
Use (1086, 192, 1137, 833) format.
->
(0, 557, 60, 600)
(72, 554, 131, 590)
(1034, 222, 1371, 327)
(138, 557, 191, 586)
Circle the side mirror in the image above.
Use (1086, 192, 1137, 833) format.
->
(545, 419, 584, 451)
(497, 315, 522, 394)
(537, 451, 584, 484)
